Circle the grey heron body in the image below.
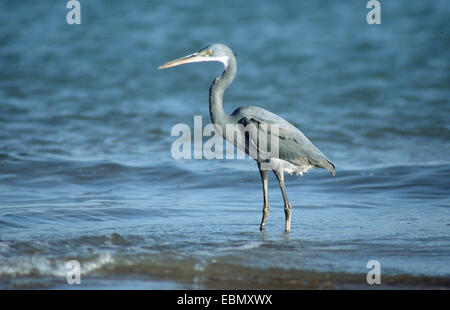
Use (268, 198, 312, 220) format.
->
(159, 43, 335, 232)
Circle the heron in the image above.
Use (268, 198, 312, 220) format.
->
(158, 43, 335, 232)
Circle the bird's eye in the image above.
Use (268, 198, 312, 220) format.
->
(202, 50, 212, 56)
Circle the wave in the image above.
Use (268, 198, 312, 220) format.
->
(1, 249, 449, 289)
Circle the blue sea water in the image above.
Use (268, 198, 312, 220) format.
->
(0, 0, 449, 289)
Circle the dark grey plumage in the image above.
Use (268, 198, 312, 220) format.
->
(159, 43, 335, 232)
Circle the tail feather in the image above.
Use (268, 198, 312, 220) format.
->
(318, 159, 335, 176)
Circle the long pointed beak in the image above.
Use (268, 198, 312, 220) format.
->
(158, 53, 204, 69)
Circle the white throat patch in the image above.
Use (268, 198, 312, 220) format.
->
(202, 56, 230, 68)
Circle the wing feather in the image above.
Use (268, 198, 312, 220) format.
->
(231, 106, 335, 175)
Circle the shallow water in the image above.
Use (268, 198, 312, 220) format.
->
(0, 1, 449, 289)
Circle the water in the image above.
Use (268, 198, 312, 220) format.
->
(0, 0, 449, 289)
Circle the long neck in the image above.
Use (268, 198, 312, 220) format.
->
(209, 56, 236, 132)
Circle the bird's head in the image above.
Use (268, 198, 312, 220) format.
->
(158, 44, 235, 70)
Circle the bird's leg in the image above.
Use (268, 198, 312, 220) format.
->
(274, 170, 292, 232)
(258, 164, 269, 231)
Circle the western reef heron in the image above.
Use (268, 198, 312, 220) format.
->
(159, 43, 335, 232)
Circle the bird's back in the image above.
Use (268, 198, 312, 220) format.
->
(230, 106, 335, 175)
